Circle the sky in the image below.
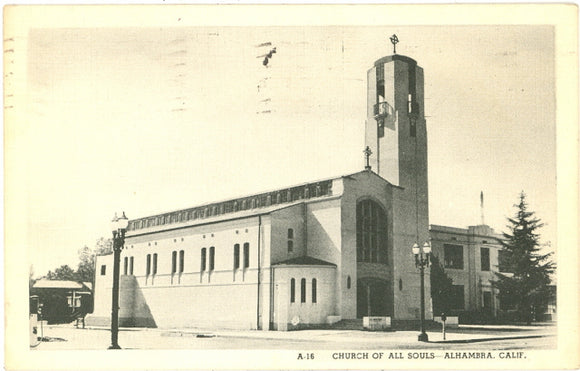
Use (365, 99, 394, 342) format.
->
(8, 21, 558, 277)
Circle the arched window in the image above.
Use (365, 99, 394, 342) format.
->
(179, 250, 185, 273)
(312, 278, 317, 303)
(356, 199, 388, 263)
(200, 248, 207, 272)
(243, 243, 250, 268)
(290, 278, 296, 303)
(233, 244, 240, 269)
(301, 278, 306, 303)
(209, 246, 215, 271)
(347, 276, 351, 289)
(171, 251, 177, 274)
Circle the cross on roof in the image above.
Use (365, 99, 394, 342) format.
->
(363, 146, 373, 171)
(390, 34, 399, 54)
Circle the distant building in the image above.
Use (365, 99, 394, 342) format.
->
(430, 224, 505, 318)
(31, 280, 93, 324)
(87, 51, 432, 330)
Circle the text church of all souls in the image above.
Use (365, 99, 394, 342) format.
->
(87, 46, 504, 330)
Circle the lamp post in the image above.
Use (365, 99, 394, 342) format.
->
(412, 241, 431, 342)
(109, 211, 128, 350)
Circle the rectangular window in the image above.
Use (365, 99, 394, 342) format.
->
(287, 240, 294, 253)
(480, 247, 490, 271)
(290, 278, 295, 303)
(301, 278, 306, 303)
(123, 257, 128, 275)
(171, 251, 177, 274)
(179, 250, 184, 273)
(152, 253, 158, 275)
(444, 244, 464, 269)
(146, 254, 151, 276)
(483, 291, 492, 312)
(234, 244, 240, 269)
(100, 265, 106, 275)
(450, 285, 465, 310)
(129, 256, 134, 275)
(209, 246, 215, 271)
(201, 248, 207, 272)
(312, 278, 317, 303)
(243, 243, 250, 268)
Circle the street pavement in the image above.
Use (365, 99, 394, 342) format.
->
(31, 323, 556, 350)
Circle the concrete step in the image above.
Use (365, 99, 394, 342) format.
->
(329, 319, 363, 330)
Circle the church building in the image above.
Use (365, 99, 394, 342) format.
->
(87, 51, 432, 330)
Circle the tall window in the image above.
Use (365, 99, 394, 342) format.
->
(171, 251, 177, 274)
(444, 244, 464, 269)
(179, 250, 185, 273)
(312, 278, 317, 303)
(287, 228, 294, 253)
(234, 244, 240, 269)
(100, 265, 106, 275)
(129, 257, 134, 275)
(201, 248, 207, 272)
(290, 278, 295, 303)
(146, 254, 151, 276)
(301, 278, 306, 303)
(356, 199, 388, 263)
(480, 247, 490, 271)
(243, 243, 250, 268)
(209, 246, 215, 271)
(152, 253, 158, 275)
(123, 257, 128, 275)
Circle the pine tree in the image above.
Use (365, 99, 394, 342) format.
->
(493, 192, 555, 324)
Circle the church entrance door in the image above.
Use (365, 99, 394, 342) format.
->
(357, 278, 390, 318)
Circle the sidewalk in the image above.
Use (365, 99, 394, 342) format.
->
(32, 322, 556, 350)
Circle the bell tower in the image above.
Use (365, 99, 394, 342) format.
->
(365, 38, 431, 321)
(365, 52, 427, 191)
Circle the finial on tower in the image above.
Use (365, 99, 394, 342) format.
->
(363, 146, 373, 171)
(390, 34, 399, 54)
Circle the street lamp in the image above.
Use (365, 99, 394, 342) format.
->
(412, 241, 431, 342)
(109, 211, 128, 350)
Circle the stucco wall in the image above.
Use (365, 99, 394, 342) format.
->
(270, 204, 306, 264)
(304, 197, 342, 314)
(89, 215, 272, 330)
(272, 265, 336, 330)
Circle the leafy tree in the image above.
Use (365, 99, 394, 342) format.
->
(45, 264, 77, 281)
(29, 265, 36, 290)
(430, 254, 455, 316)
(95, 237, 113, 256)
(76, 245, 95, 282)
(41, 238, 113, 282)
(492, 192, 555, 324)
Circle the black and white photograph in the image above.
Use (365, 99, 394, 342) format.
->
(4, 4, 578, 370)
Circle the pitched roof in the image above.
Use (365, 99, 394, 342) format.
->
(273, 256, 336, 267)
(33, 280, 86, 290)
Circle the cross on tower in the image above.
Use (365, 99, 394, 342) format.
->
(390, 34, 399, 54)
(363, 146, 373, 171)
